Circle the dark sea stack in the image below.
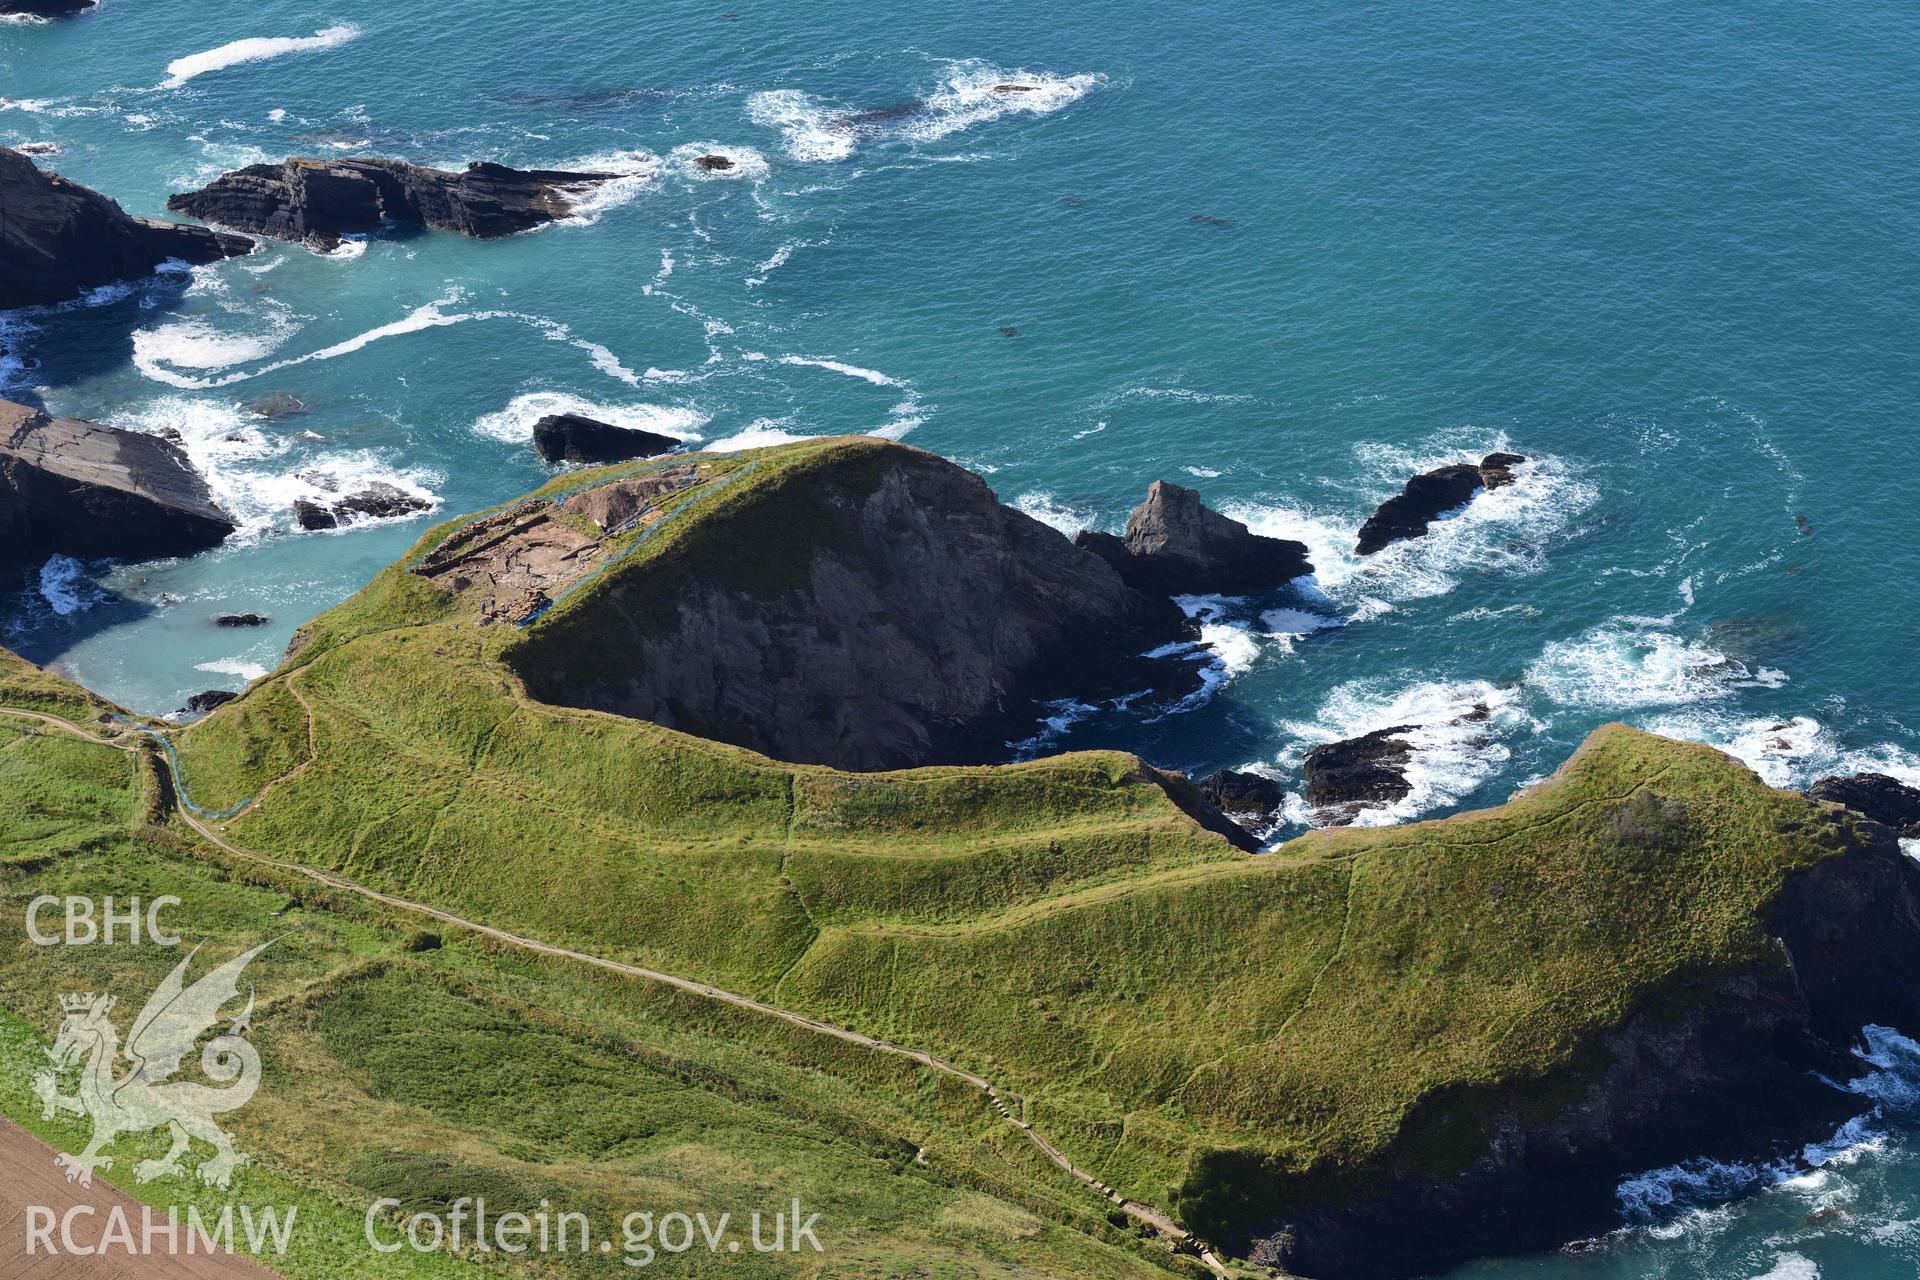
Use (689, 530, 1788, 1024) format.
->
(1810, 772, 1920, 836)
(691, 154, 735, 172)
(1197, 767, 1286, 831)
(213, 613, 268, 628)
(1355, 452, 1529, 555)
(0, 398, 235, 573)
(1301, 727, 1414, 822)
(0, 0, 96, 14)
(1237, 815, 1920, 1279)
(167, 157, 619, 250)
(531, 413, 680, 466)
(0, 147, 252, 310)
(1075, 480, 1312, 596)
(176, 689, 239, 718)
(293, 482, 430, 531)
(510, 438, 1192, 771)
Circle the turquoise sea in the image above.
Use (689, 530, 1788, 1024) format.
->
(6, 2, 1920, 1275)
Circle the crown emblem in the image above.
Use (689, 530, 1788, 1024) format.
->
(59, 993, 99, 1013)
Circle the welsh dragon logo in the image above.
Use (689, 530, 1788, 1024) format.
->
(31, 942, 271, 1189)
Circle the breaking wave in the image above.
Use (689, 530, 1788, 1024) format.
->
(471, 391, 708, 445)
(162, 25, 362, 89)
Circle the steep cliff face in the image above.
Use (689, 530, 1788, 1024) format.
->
(1222, 817, 1920, 1279)
(0, 398, 235, 572)
(508, 439, 1190, 770)
(0, 147, 252, 310)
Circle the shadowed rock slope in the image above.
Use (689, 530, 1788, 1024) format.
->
(0, 146, 251, 310)
(508, 437, 1190, 769)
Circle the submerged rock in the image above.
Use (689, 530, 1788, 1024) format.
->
(167, 157, 619, 250)
(1810, 772, 1920, 837)
(213, 613, 268, 628)
(531, 414, 681, 466)
(1075, 480, 1312, 596)
(0, 397, 235, 574)
(1355, 452, 1528, 555)
(248, 392, 306, 419)
(0, 147, 252, 310)
(294, 482, 430, 531)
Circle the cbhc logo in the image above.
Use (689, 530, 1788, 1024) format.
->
(25, 896, 182, 947)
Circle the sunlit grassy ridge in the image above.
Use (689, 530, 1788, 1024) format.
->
(0, 437, 1874, 1270)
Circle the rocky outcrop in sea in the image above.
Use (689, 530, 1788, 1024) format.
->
(1075, 479, 1312, 595)
(0, 397, 235, 573)
(532, 413, 681, 466)
(167, 157, 620, 250)
(0, 147, 252, 311)
(293, 480, 431, 531)
(1355, 452, 1527, 555)
(0, 0, 96, 15)
(1810, 772, 1920, 836)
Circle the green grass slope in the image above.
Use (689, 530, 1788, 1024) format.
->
(0, 437, 1877, 1272)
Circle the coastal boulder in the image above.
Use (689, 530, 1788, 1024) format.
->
(1075, 480, 1311, 595)
(0, 147, 251, 310)
(531, 414, 681, 466)
(174, 689, 238, 718)
(1809, 772, 1920, 836)
(1301, 726, 1415, 822)
(1355, 452, 1528, 555)
(1197, 767, 1287, 832)
(293, 481, 431, 531)
(168, 157, 619, 250)
(0, 398, 235, 574)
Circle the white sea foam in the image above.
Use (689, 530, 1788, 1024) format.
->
(37, 556, 100, 616)
(703, 420, 806, 452)
(115, 396, 438, 537)
(1639, 710, 1920, 790)
(775, 354, 924, 435)
(131, 312, 296, 385)
(550, 150, 662, 227)
(1274, 678, 1534, 827)
(747, 62, 1103, 163)
(1011, 492, 1092, 536)
(746, 89, 857, 162)
(162, 25, 362, 89)
(1230, 444, 1597, 612)
(471, 391, 707, 445)
(194, 659, 268, 682)
(1526, 623, 1788, 710)
(1749, 1256, 1820, 1280)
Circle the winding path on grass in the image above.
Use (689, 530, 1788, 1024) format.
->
(0, 707, 1236, 1279)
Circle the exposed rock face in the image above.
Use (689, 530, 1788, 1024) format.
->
(1236, 818, 1920, 1278)
(0, 1, 96, 15)
(532, 414, 680, 466)
(1810, 772, 1920, 836)
(510, 439, 1194, 771)
(1074, 481, 1311, 595)
(0, 147, 251, 310)
(1355, 452, 1528, 555)
(293, 481, 430, 531)
(167, 157, 618, 250)
(175, 690, 238, 718)
(248, 392, 305, 419)
(0, 398, 235, 573)
(1301, 727, 1415, 821)
(1197, 768, 1286, 833)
